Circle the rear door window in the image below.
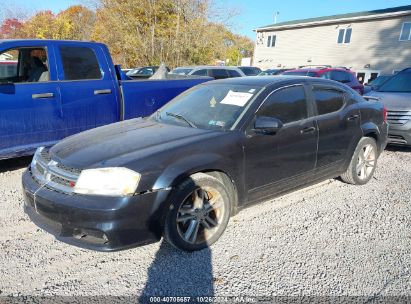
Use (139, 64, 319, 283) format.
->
(191, 69, 207, 76)
(258, 85, 308, 124)
(209, 69, 229, 79)
(227, 69, 242, 78)
(59, 46, 102, 80)
(313, 88, 345, 115)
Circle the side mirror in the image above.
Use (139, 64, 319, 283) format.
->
(254, 116, 283, 135)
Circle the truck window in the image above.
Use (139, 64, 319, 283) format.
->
(59, 46, 102, 81)
(0, 47, 49, 83)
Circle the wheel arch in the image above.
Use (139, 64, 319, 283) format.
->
(361, 122, 382, 153)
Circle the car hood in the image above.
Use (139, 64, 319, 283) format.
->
(366, 91, 411, 111)
(50, 118, 220, 168)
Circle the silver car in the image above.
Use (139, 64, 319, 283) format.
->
(366, 68, 411, 146)
(170, 66, 246, 79)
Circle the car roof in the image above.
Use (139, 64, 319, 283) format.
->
(285, 67, 353, 73)
(203, 75, 346, 88)
(175, 66, 241, 70)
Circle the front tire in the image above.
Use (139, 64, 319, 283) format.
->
(340, 137, 378, 185)
(163, 173, 231, 252)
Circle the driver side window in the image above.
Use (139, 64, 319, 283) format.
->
(257, 86, 308, 124)
(0, 47, 49, 84)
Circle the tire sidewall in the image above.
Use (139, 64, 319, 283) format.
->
(349, 137, 378, 185)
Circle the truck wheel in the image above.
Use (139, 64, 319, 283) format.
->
(340, 137, 378, 185)
(163, 173, 231, 252)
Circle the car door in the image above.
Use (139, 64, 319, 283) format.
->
(308, 84, 362, 175)
(244, 84, 318, 202)
(0, 42, 63, 158)
(55, 43, 118, 138)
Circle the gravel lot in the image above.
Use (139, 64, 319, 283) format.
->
(0, 147, 411, 301)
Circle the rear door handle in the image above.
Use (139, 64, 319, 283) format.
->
(94, 89, 112, 95)
(300, 126, 316, 134)
(32, 93, 54, 99)
(347, 114, 360, 121)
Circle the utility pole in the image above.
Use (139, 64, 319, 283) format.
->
(274, 11, 279, 24)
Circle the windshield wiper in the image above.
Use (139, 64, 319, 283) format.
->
(166, 112, 197, 128)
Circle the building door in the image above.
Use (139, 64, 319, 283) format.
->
(356, 70, 381, 84)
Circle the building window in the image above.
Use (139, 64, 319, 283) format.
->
(399, 22, 411, 41)
(267, 35, 276, 47)
(337, 28, 352, 44)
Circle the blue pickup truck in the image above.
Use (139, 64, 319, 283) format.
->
(0, 40, 210, 159)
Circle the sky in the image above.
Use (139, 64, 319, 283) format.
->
(2, 0, 411, 39)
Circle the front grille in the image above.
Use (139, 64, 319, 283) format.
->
(387, 111, 411, 125)
(31, 147, 80, 194)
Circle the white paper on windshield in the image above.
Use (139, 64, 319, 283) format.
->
(220, 90, 253, 107)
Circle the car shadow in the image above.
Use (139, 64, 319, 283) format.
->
(139, 241, 214, 303)
(385, 145, 411, 153)
(0, 156, 32, 173)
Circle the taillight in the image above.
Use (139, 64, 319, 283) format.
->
(383, 107, 387, 121)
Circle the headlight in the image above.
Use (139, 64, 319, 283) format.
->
(73, 167, 141, 196)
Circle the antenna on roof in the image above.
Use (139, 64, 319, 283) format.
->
(274, 11, 279, 24)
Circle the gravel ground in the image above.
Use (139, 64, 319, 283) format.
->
(0, 147, 411, 301)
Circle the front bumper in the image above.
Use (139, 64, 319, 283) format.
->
(22, 169, 171, 251)
(387, 120, 411, 146)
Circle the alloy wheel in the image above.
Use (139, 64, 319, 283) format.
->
(176, 187, 225, 244)
(356, 144, 376, 180)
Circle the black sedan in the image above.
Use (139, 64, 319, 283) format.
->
(22, 77, 388, 252)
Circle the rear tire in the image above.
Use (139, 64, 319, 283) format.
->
(163, 173, 231, 252)
(340, 137, 378, 185)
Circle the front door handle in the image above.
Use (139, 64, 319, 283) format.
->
(94, 89, 112, 95)
(32, 93, 54, 99)
(300, 126, 316, 134)
(347, 114, 360, 121)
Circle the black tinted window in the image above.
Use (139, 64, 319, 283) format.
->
(313, 89, 344, 115)
(227, 70, 241, 77)
(192, 69, 207, 76)
(332, 71, 351, 82)
(239, 67, 261, 76)
(59, 46, 101, 80)
(209, 69, 229, 79)
(258, 86, 308, 124)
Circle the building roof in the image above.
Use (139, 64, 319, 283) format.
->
(257, 5, 411, 31)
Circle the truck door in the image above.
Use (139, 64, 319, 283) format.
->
(54, 43, 119, 138)
(0, 43, 63, 158)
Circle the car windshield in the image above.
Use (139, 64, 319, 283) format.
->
(239, 67, 261, 76)
(152, 84, 263, 130)
(170, 68, 193, 75)
(368, 76, 390, 86)
(378, 72, 411, 93)
(283, 71, 317, 77)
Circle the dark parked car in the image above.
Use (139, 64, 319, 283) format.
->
(282, 67, 365, 95)
(237, 66, 262, 76)
(23, 77, 388, 252)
